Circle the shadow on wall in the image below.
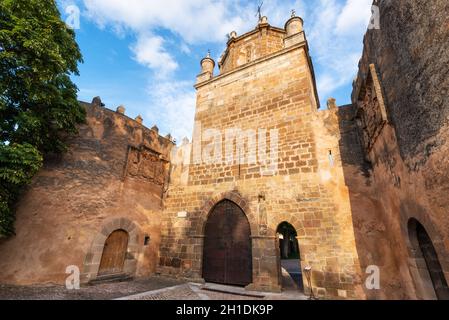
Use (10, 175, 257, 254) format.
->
(337, 104, 449, 300)
(407, 218, 449, 300)
(341, 0, 449, 300)
(336, 104, 406, 300)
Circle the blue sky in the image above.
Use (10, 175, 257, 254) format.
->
(57, 0, 373, 142)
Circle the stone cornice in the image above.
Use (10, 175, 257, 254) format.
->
(195, 41, 308, 90)
(194, 38, 321, 109)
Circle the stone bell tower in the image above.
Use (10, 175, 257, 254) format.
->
(159, 12, 365, 299)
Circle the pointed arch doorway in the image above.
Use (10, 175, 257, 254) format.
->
(202, 200, 252, 286)
(408, 218, 449, 300)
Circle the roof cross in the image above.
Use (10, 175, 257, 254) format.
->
(255, 1, 264, 21)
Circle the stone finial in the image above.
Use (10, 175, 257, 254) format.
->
(151, 125, 159, 133)
(327, 98, 337, 110)
(135, 115, 143, 124)
(200, 52, 215, 73)
(291, 9, 296, 18)
(165, 133, 172, 141)
(91, 96, 104, 107)
(182, 137, 190, 145)
(259, 16, 268, 25)
(116, 105, 126, 115)
(198, 51, 216, 84)
(229, 31, 237, 39)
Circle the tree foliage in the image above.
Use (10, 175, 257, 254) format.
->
(0, 0, 84, 237)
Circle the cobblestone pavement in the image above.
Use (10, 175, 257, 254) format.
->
(0, 277, 307, 300)
(0, 277, 184, 300)
(119, 283, 307, 301)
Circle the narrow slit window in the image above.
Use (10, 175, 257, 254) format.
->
(328, 150, 334, 167)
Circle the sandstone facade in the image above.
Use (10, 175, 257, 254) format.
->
(0, 101, 174, 284)
(158, 16, 365, 299)
(346, 0, 449, 299)
(0, 0, 448, 300)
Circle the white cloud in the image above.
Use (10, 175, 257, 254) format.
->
(316, 52, 361, 97)
(80, 0, 305, 74)
(131, 34, 178, 76)
(179, 42, 191, 55)
(305, 0, 371, 103)
(76, 0, 372, 136)
(145, 80, 196, 142)
(336, 0, 372, 34)
(79, 0, 261, 140)
(82, 0, 253, 43)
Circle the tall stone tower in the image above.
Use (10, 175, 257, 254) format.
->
(159, 14, 365, 298)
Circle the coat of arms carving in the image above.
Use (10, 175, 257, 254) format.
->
(124, 145, 167, 186)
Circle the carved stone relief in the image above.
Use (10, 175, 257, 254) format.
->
(125, 146, 167, 186)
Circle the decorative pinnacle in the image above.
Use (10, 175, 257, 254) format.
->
(291, 9, 296, 17)
(207, 49, 211, 58)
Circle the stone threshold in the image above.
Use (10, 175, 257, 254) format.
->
(200, 283, 266, 298)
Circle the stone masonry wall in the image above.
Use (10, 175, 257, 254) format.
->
(219, 23, 286, 74)
(159, 27, 365, 299)
(0, 100, 173, 285)
(347, 0, 449, 299)
(353, 0, 449, 160)
(3, 1, 447, 301)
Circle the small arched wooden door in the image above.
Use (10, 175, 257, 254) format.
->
(98, 230, 129, 276)
(202, 200, 252, 286)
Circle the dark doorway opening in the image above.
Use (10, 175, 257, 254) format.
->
(276, 222, 303, 292)
(409, 219, 449, 300)
(202, 200, 252, 287)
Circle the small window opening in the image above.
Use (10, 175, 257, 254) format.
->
(328, 150, 334, 167)
(144, 235, 151, 246)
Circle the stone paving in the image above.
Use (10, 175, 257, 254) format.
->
(0, 277, 184, 300)
(0, 277, 307, 300)
(118, 283, 307, 301)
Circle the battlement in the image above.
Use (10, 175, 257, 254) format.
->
(84, 96, 176, 147)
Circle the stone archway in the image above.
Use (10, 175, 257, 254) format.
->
(81, 217, 141, 283)
(407, 218, 449, 300)
(277, 222, 300, 260)
(196, 191, 257, 236)
(276, 222, 303, 292)
(98, 229, 129, 276)
(193, 191, 283, 291)
(202, 199, 252, 286)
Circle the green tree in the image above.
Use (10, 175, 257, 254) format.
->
(0, 0, 85, 237)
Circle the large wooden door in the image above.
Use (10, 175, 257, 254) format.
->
(98, 230, 129, 276)
(202, 200, 252, 286)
